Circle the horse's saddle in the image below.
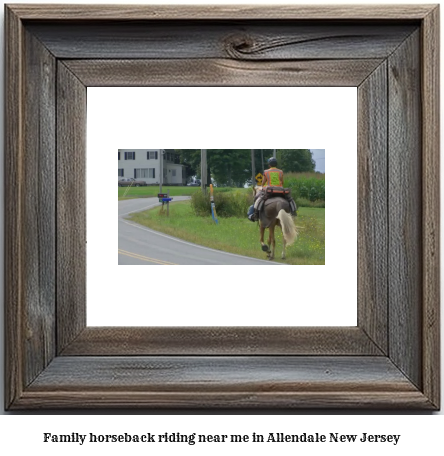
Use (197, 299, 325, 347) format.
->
(263, 186, 291, 199)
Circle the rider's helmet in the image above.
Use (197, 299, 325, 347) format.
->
(268, 157, 278, 167)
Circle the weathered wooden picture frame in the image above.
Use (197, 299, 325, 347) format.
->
(5, 4, 440, 410)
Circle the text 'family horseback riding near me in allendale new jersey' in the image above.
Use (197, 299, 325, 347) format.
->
(42, 432, 401, 446)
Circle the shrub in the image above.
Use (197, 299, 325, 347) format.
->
(190, 191, 211, 216)
(191, 189, 254, 218)
(296, 197, 325, 209)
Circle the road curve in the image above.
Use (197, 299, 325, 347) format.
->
(118, 197, 281, 265)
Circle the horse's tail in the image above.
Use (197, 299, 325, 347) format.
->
(277, 209, 298, 246)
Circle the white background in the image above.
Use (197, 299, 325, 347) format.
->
(0, 0, 442, 446)
(88, 87, 357, 326)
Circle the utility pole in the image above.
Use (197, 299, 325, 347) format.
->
(273, 149, 277, 158)
(201, 149, 207, 193)
(261, 149, 265, 173)
(251, 149, 256, 186)
(159, 149, 165, 194)
(158, 150, 171, 216)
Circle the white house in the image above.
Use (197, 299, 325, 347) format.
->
(118, 149, 186, 185)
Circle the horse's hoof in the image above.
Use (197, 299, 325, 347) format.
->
(261, 244, 269, 252)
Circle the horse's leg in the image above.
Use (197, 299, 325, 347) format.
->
(272, 225, 276, 260)
(268, 225, 275, 260)
(282, 233, 286, 259)
(276, 220, 286, 259)
(260, 224, 268, 252)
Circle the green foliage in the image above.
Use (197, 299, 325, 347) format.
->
(175, 149, 317, 188)
(279, 149, 315, 173)
(207, 149, 252, 188)
(284, 172, 325, 203)
(191, 189, 253, 218)
(189, 173, 326, 215)
(175, 149, 252, 187)
(174, 149, 201, 180)
(296, 197, 325, 209)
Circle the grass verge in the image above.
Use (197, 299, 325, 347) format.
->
(118, 186, 251, 200)
(128, 200, 325, 265)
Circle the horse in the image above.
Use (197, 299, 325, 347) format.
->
(253, 186, 298, 260)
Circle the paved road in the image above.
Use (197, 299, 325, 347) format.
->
(118, 197, 281, 265)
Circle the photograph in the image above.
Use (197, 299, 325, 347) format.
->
(118, 149, 325, 265)
(87, 86, 355, 328)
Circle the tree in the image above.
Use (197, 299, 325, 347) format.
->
(278, 149, 315, 173)
(175, 149, 314, 187)
(207, 149, 251, 187)
(175, 149, 200, 180)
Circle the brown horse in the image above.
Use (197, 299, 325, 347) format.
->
(253, 186, 298, 260)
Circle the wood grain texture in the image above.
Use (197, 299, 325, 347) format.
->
(4, 4, 440, 410)
(421, 6, 440, 409)
(16, 390, 433, 410)
(388, 30, 422, 389)
(64, 59, 384, 87)
(28, 356, 418, 391)
(357, 62, 388, 354)
(21, 28, 57, 387)
(27, 22, 416, 60)
(14, 356, 432, 409)
(56, 62, 87, 353)
(4, 4, 24, 410)
(7, 4, 435, 20)
(61, 327, 383, 356)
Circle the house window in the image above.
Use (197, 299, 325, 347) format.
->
(134, 168, 149, 178)
(149, 168, 155, 178)
(118, 169, 124, 177)
(118, 152, 120, 160)
(172, 170, 176, 177)
(125, 151, 135, 160)
(147, 151, 158, 160)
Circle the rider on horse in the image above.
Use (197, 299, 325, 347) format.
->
(248, 157, 297, 222)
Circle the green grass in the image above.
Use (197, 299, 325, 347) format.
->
(119, 186, 200, 200)
(128, 201, 325, 265)
(118, 186, 251, 200)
